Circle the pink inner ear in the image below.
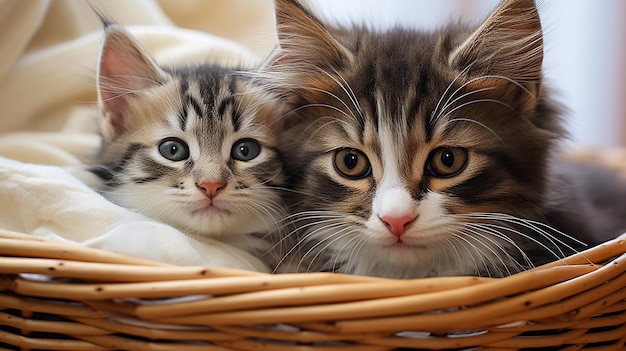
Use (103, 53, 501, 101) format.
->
(99, 50, 129, 134)
(100, 96, 127, 135)
(97, 29, 163, 136)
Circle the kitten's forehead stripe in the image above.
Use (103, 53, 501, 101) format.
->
(231, 79, 245, 133)
(187, 94, 203, 122)
(218, 95, 242, 132)
(228, 73, 238, 95)
(216, 96, 230, 118)
(179, 104, 187, 131)
(194, 73, 216, 119)
(178, 78, 190, 130)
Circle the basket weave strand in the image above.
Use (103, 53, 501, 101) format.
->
(0, 229, 624, 350)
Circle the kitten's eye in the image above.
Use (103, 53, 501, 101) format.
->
(231, 138, 261, 161)
(427, 147, 468, 177)
(158, 138, 190, 161)
(333, 148, 372, 179)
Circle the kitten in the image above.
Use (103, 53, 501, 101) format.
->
(263, 0, 626, 278)
(90, 20, 287, 267)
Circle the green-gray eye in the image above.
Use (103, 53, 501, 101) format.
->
(427, 147, 468, 177)
(231, 138, 261, 161)
(333, 148, 371, 179)
(158, 138, 190, 161)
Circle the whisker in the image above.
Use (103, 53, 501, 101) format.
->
(444, 117, 504, 143)
(332, 67, 366, 121)
(441, 98, 513, 120)
(303, 225, 358, 272)
(431, 61, 476, 123)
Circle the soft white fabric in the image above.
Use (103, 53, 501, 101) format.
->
(0, 157, 269, 271)
(0, 0, 277, 272)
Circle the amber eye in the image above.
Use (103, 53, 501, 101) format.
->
(427, 147, 468, 178)
(333, 148, 371, 179)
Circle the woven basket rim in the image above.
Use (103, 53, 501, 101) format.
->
(1, 229, 625, 350)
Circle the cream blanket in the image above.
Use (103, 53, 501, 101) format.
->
(0, 0, 277, 272)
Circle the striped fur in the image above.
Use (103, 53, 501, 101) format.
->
(264, 0, 590, 278)
(91, 24, 287, 262)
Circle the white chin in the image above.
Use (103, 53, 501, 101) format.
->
(182, 210, 277, 237)
(343, 240, 447, 278)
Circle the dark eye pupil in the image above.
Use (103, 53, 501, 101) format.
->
(344, 153, 359, 169)
(239, 145, 249, 157)
(440, 151, 454, 168)
(169, 145, 178, 156)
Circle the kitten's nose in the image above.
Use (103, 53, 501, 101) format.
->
(380, 215, 417, 237)
(197, 182, 225, 198)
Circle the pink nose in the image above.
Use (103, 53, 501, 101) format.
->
(380, 215, 417, 237)
(197, 182, 225, 198)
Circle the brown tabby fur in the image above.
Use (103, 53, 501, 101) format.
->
(261, 0, 626, 278)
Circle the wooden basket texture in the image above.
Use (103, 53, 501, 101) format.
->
(0, 229, 624, 351)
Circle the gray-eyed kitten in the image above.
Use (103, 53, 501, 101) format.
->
(263, 0, 626, 278)
(90, 20, 287, 266)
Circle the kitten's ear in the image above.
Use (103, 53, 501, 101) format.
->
(271, 0, 353, 71)
(449, 0, 543, 96)
(97, 24, 169, 136)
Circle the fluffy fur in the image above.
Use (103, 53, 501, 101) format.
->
(263, 0, 626, 278)
(91, 22, 288, 264)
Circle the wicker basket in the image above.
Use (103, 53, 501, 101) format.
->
(0, 229, 624, 351)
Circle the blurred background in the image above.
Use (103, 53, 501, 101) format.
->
(307, 0, 626, 147)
